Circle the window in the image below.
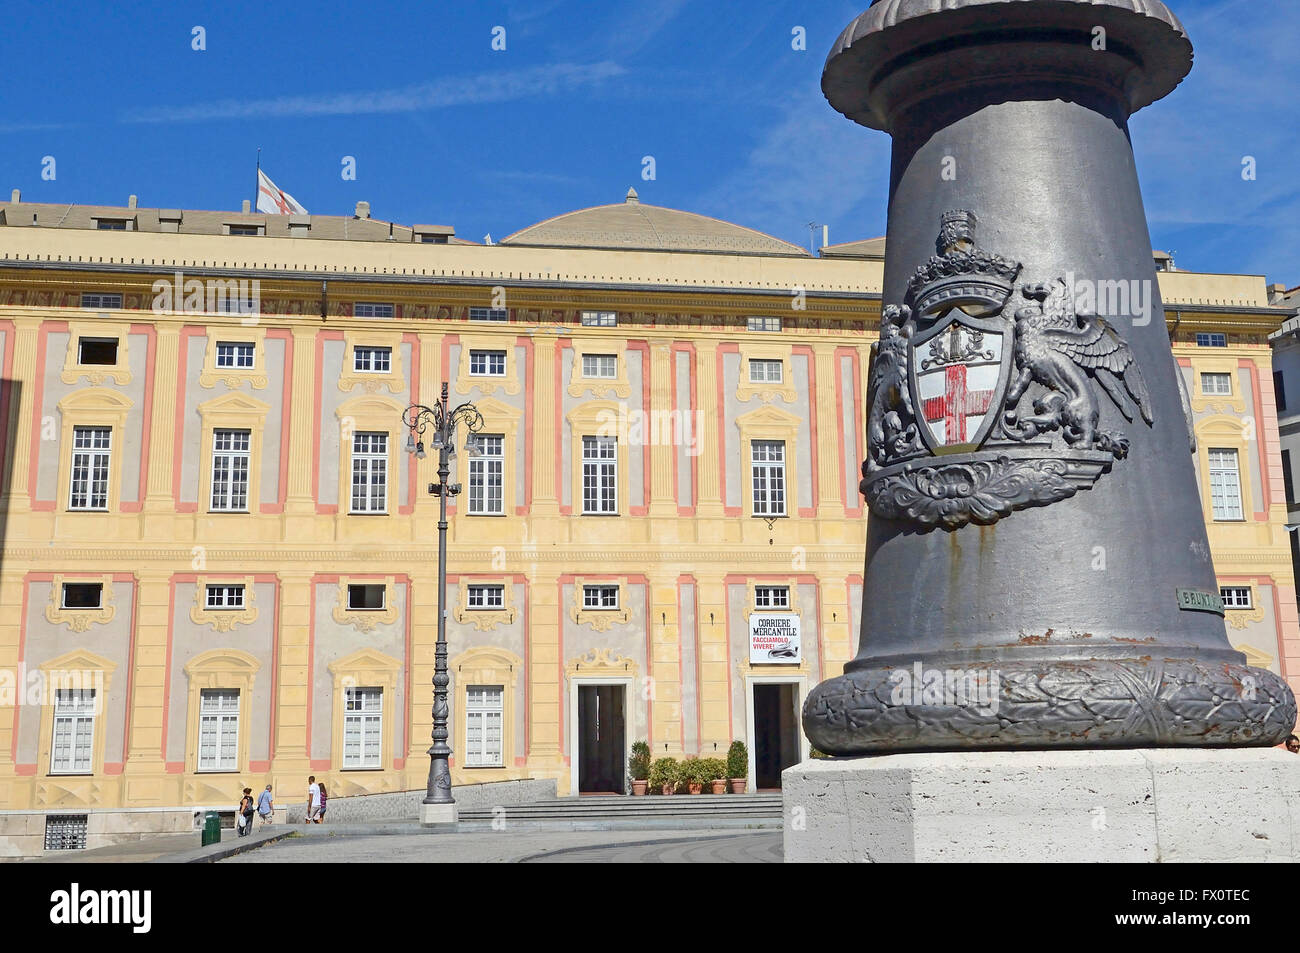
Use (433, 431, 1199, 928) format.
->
(1276, 371, 1288, 413)
(197, 689, 239, 772)
(755, 585, 791, 609)
(419, 233, 449, 244)
(1196, 332, 1227, 348)
(61, 583, 103, 609)
(581, 354, 617, 379)
(343, 687, 383, 769)
(77, 337, 118, 365)
(50, 689, 96, 774)
(747, 316, 781, 332)
(1200, 372, 1232, 396)
(95, 219, 127, 231)
(210, 429, 251, 511)
(206, 584, 246, 609)
(1220, 586, 1252, 609)
(215, 342, 255, 369)
(354, 346, 391, 373)
(228, 224, 259, 236)
(583, 585, 619, 609)
(581, 435, 617, 514)
(749, 359, 784, 383)
(1285, 449, 1295, 504)
(469, 307, 508, 322)
(80, 293, 122, 309)
(350, 432, 388, 513)
(464, 686, 504, 767)
(467, 584, 505, 609)
(44, 815, 88, 850)
(468, 434, 504, 515)
(354, 302, 395, 319)
(751, 440, 787, 516)
(581, 311, 617, 327)
(347, 584, 386, 610)
(1208, 448, 1244, 520)
(469, 350, 506, 376)
(68, 426, 111, 510)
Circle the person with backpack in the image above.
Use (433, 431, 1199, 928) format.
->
(236, 788, 255, 837)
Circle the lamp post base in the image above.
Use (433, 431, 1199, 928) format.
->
(419, 801, 458, 827)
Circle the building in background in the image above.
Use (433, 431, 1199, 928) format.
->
(1267, 284, 1300, 603)
(0, 188, 1294, 856)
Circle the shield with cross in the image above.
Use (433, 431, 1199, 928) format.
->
(907, 309, 1013, 455)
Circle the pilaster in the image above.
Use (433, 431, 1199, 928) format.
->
(647, 572, 683, 754)
(269, 571, 312, 784)
(141, 325, 180, 538)
(120, 572, 172, 804)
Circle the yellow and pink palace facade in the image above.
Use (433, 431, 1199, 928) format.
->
(0, 188, 1295, 854)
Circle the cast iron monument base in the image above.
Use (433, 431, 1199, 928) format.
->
(782, 748, 1300, 862)
(419, 801, 458, 827)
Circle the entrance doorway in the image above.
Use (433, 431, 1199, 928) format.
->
(752, 682, 800, 790)
(577, 684, 626, 793)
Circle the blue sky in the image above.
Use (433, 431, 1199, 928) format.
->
(1, 0, 1295, 284)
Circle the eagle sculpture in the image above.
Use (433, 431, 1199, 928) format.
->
(1004, 279, 1153, 457)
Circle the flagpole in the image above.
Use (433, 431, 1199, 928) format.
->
(254, 148, 261, 212)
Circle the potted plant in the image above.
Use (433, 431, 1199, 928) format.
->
(701, 757, 728, 794)
(726, 740, 748, 794)
(629, 741, 651, 795)
(649, 756, 678, 795)
(680, 757, 705, 794)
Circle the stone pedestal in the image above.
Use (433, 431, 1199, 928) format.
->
(782, 748, 1300, 862)
(419, 801, 457, 827)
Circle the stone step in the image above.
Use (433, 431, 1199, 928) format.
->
(459, 794, 782, 821)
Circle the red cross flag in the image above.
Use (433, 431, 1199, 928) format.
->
(256, 169, 308, 215)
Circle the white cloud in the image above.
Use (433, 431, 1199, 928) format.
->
(701, 92, 890, 248)
(122, 61, 626, 124)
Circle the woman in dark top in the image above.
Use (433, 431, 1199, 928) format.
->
(237, 788, 255, 837)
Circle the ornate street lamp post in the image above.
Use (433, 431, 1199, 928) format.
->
(403, 382, 484, 825)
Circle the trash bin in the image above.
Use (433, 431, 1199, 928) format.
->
(201, 811, 221, 847)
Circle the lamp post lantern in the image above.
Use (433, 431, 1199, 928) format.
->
(403, 382, 484, 825)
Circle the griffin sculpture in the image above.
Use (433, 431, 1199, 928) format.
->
(866, 303, 919, 465)
(1004, 279, 1153, 456)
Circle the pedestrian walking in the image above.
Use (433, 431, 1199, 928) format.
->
(236, 788, 255, 837)
(306, 775, 322, 823)
(317, 781, 328, 824)
(256, 784, 275, 829)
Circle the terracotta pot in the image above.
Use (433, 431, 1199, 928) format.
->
(688, 782, 703, 795)
(710, 779, 727, 795)
(661, 783, 675, 795)
(631, 779, 648, 796)
(729, 778, 746, 794)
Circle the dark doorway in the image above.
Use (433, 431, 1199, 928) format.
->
(753, 682, 799, 790)
(577, 684, 625, 793)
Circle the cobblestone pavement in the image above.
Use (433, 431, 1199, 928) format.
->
(221, 829, 782, 863)
(521, 832, 782, 863)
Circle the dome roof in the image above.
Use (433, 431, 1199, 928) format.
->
(499, 188, 810, 257)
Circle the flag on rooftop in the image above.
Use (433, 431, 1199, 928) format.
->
(256, 168, 307, 215)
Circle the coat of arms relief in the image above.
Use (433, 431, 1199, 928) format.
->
(862, 210, 1154, 529)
